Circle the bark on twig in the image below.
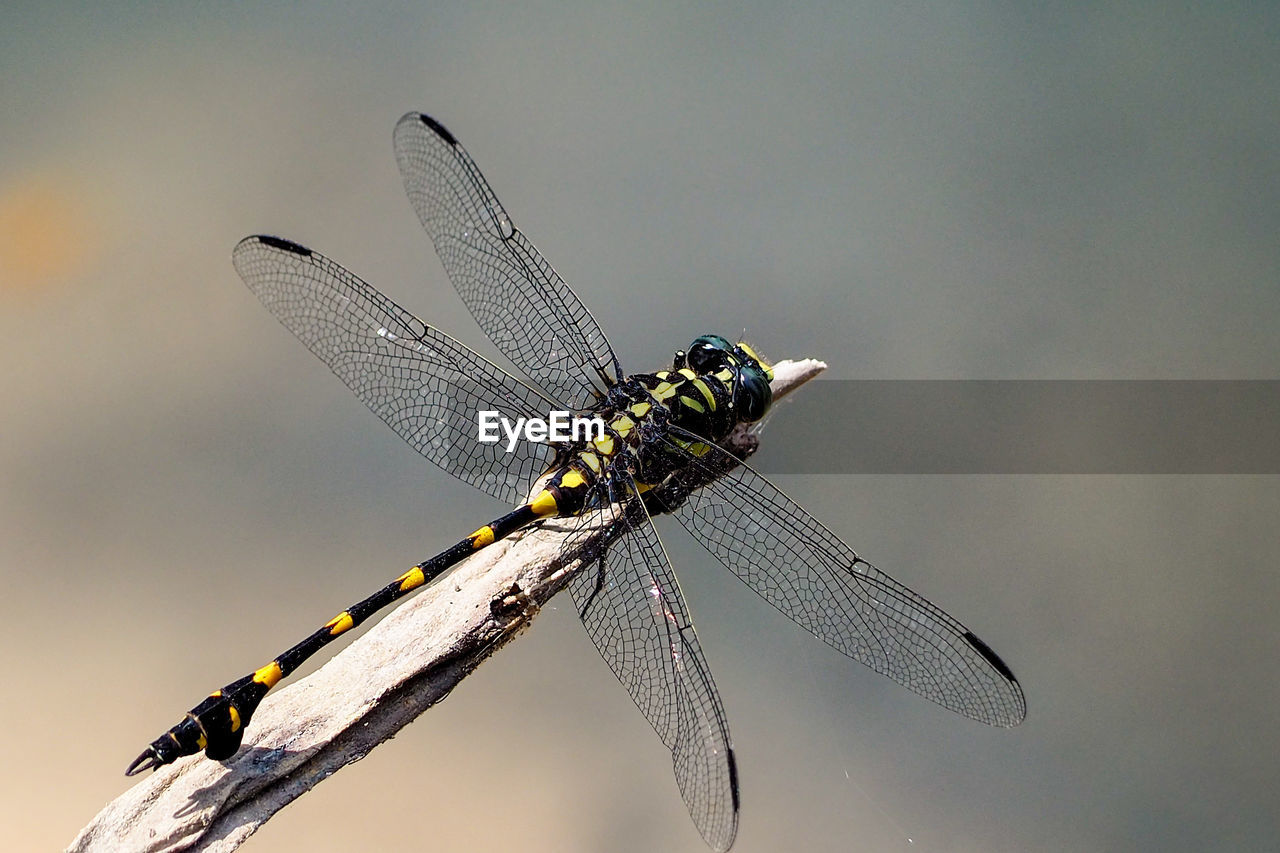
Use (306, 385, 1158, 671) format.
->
(69, 358, 826, 853)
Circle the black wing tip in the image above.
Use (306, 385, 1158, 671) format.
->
(962, 625, 1024, 691)
(963, 630, 1019, 686)
(726, 745, 741, 811)
(250, 235, 313, 257)
(415, 113, 458, 146)
(963, 631, 1028, 726)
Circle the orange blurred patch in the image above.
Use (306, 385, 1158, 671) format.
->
(0, 175, 97, 291)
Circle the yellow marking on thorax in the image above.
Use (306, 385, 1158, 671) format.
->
(714, 368, 733, 382)
(679, 395, 706, 414)
(228, 705, 241, 732)
(689, 441, 711, 456)
(581, 452, 602, 473)
(652, 382, 678, 402)
(560, 469, 587, 490)
(196, 733, 208, 749)
(397, 567, 425, 592)
(672, 436, 710, 455)
(611, 415, 635, 437)
(737, 342, 773, 378)
(253, 661, 284, 688)
(469, 525, 496, 548)
(593, 434, 616, 455)
(530, 489, 559, 517)
(677, 368, 698, 381)
(629, 401, 652, 418)
(689, 377, 716, 408)
(326, 611, 355, 635)
(635, 481, 653, 493)
(210, 690, 222, 698)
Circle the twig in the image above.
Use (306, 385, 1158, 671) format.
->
(68, 358, 826, 853)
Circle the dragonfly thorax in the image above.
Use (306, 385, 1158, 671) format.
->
(665, 334, 774, 432)
(555, 339, 772, 506)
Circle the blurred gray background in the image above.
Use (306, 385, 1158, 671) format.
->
(3, 3, 1277, 851)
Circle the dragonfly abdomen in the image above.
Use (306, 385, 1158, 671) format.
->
(125, 469, 595, 777)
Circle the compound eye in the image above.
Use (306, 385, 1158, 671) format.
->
(686, 336, 731, 372)
(686, 346, 721, 372)
(690, 334, 731, 351)
(734, 370, 772, 422)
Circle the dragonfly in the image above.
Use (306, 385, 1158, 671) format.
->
(127, 112, 1026, 851)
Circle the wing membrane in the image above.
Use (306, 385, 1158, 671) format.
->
(562, 486, 739, 852)
(232, 235, 557, 506)
(394, 112, 621, 409)
(653, 432, 1026, 727)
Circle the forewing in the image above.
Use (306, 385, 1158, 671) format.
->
(563, 490, 739, 852)
(657, 434, 1026, 727)
(232, 235, 557, 506)
(393, 112, 621, 409)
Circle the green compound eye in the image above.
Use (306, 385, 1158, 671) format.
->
(691, 334, 732, 351)
(733, 367, 772, 422)
(686, 335, 733, 372)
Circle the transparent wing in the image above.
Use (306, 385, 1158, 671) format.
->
(232, 235, 558, 506)
(393, 112, 621, 410)
(652, 431, 1026, 727)
(561, 484, 739, 852)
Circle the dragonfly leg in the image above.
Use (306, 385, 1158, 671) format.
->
(576, 554, 609, 620)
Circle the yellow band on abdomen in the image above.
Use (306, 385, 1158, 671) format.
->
(529, 489, 559, 517)
(469, 525, 496, 548)
(253, 662, 283, 688)
(325, 611, 354, 635)
(398, 567, 426, 591)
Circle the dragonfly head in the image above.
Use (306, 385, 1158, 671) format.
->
(678, 334, 774, 423)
